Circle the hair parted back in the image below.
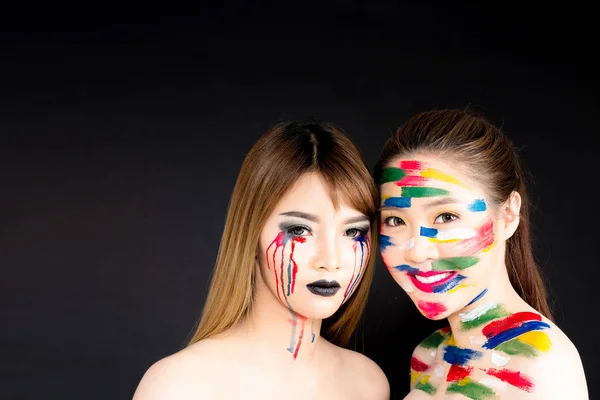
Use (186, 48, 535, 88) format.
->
(374, 108, 552, 320)
(188, 120, 379, 347)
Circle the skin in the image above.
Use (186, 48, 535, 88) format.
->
(380, 155, 587, 400)
(133, 172, 390, 400)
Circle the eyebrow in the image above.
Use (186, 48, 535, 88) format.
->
(422, 197, 462, 208)
(279, 211, 369, 225)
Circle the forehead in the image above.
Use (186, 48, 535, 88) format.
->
(380, 156, 484, 200)
(272, 172, 364, 218)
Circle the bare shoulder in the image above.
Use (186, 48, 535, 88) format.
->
(132, 340, 228, 400)
(332, 344, 390, 400)
(522, 322, 589, 399)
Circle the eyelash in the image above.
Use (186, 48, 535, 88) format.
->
(382, 212, 459, 227)
(284, 226, 368, 238)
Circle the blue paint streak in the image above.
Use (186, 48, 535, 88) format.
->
(287, 257, 293, 296)
(468, 199, 487, 212)
(380, 234, 393, 250)
(384, 197, 411, 208)
(432, 274, 466, 293)
(347, 239, 365, 296)
(420, 226, 438, 238)
(483, 320, 551, 349)
(443, 345, 483, 366)
(467, 288, 488, 306)
(394, 264, 420, 274)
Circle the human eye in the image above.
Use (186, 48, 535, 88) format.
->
(434, 212, 458, 224)
(344, 227, 369, 239)
(285, 225, 311, 237)
(383, 216, 405, 227)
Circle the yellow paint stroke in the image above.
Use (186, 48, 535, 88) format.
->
(482, 242, 496, 253)
(421, 168, 468, 188)
(410, 370, 422, 385)
(518, 331, 552, 352)
(458, 376, 472, 386)
(420, 374, 431, 384)
(447, 283, 472, 293)
(428, 238, 460, 243)
(445, 333, 457, 346)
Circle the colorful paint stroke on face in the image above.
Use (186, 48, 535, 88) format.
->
(420, 226, 477, 243)
(410, 270, 467, 294)
(343, 235, 369, 299)
(417, 300, 447, 318)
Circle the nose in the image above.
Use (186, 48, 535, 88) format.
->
(312, 233, 340, 272)
(404, 229, 439, 265)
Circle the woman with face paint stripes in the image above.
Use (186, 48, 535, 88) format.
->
(375, 109, 588, 399)
(133, 120, 390, 400)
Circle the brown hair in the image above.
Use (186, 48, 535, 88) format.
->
(374, 108, 552, 319)
(188, 120, 379, 347)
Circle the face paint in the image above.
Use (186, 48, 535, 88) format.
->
(418, 300, 447, 318)
(380, 157, 501, 320)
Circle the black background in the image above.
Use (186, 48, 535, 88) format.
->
(1, 4, 597, 399)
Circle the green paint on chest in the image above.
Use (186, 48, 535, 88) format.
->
(461, 306, 511, 331)
(446, 381, 496, 399)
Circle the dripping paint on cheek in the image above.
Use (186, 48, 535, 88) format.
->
(286, 235, 306, 296)
(344, 235, 369, 300)
(417, 300, 447, 319)
(265, 231, 289, 301)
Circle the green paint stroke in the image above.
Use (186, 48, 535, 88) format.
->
(415, 378, 437, 395)
(447, 381, 496, 400)
(419, 329, 450, 349)
(401, 187, 450, 197)
(460, 305, 511, 331)
(495, 338, 539, 358)
(381, 167, 407, 184)
(432, 256, 479, 271)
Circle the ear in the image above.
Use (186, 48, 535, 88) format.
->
(501, 191, 521, 240)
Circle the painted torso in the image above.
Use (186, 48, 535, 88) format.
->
(406, 306, 556, 400)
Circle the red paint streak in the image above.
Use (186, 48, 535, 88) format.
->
(418, 301, 447, 318)
(440, 326, 451, 334)
(400, 160, 425, 170)
(486, 368, 534, 392)
(447, 364, 473, 382)
(482, 312, 542, 337)
(289, 236, 306, 294)
(410, 356, 429, 372)
(395, 175, 428, 187)
(266, 232, 286, 301)
(457, 219, 495, 256)
(293, 315, 307, 359)
(344, 242, 358, 298)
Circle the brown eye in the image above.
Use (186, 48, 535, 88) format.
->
(434, 213, 458, 224)
(384, 216, 404, 227)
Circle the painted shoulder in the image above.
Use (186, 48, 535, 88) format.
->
(523, 322, 589, 399)
(409, 326, 451, 388)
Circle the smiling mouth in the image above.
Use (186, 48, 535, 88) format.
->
(306, 280, 341, 297)
(408, 271, 459, 293)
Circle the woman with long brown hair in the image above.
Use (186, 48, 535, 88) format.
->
(134, 120, 389, 399)
(376, 108, 588, 399)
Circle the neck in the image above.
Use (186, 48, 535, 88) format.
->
(445, 264, 535, 348)
(233, 275, 323, 363)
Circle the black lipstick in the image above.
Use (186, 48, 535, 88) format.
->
(306, 280, 341, 297)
